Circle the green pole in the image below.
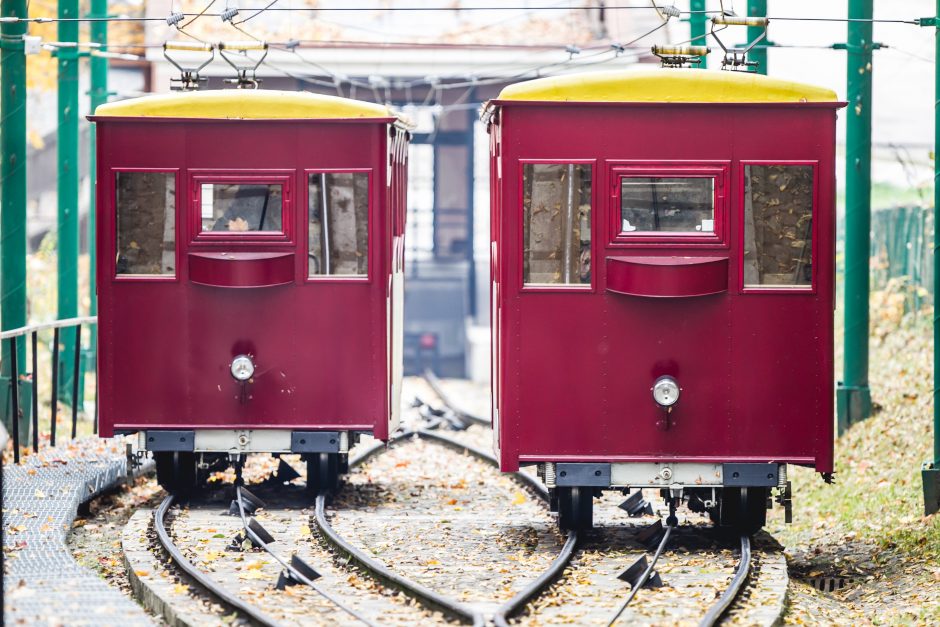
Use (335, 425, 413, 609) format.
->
(1, 0, 29, 441)
(87, 0, 108, 370)
(690, 0, 707, 69)
(57, 0, 80, 405)
(747, 0, 767, 74)
(922, 7, 940, 516)
(837, 0, 874, 434)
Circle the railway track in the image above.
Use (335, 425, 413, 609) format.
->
(415, 377, 775, 627)
(137, 377, 782, 626)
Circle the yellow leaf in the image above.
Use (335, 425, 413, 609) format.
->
(134, 570, 149, 577)
(173, 584, 190, 595)
(511, 491, 526, 506)
(238, 570, 268, 580)
(299, 524, 311, 538)
(34, 489, 46, 499)
(245, 560, 266, 570)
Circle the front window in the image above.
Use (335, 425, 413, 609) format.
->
(743, 164, 814, 288)
(200, 183, 283, 233)
(115, 171, 176, 276)
(522, 163, 592, 286)
(308, 172, 369, 277)
(620, 177, 714, 234)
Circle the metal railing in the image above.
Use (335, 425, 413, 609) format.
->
(1, 316, 98, 463)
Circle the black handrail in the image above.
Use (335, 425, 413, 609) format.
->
(1, 317, 98, 462)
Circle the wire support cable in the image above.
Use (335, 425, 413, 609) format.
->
(606, 524, 675, 627)
(231, 487, 377, 626)
(153, 495, 285, 627)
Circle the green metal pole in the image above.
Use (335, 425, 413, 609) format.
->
(1, 0, 29, 441)
(690, 0, 707, 69)
(58, 0, 80, 405)
(922, 6, 940, 516)
(747, 0, 767, 74)
(87, 0, 108, 371)
(837, 0, 874, 434)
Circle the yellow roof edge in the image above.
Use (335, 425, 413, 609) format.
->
(494, 68, 840, 104)
(94, 90, 402, 121)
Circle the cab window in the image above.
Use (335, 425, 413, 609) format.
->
(743, 164, 814, 288)
(200, 183, 283, 233)
(620, 177, 714, 234)
(522, 163, 592, 286)
(115, 171, 176, 276)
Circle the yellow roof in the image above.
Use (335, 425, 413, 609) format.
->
(94, 89, 396, 120)
(496, 68, 839, 104)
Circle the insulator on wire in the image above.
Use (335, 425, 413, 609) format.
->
(652, 45, 710, 57)
(565, 45, 581, 56)
(220, 7, 239, 22)
(166, 11, 184, 26)
(610, 42, 626, 54)
(284, 38, 300, 51)
(660, 5, 681, 18)
(712, 15, 769, 27)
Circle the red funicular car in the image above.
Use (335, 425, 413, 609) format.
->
(485, 69, 843, 531)
(92, 90, 409, 493)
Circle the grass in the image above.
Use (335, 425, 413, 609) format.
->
(771, 294, 939, 624)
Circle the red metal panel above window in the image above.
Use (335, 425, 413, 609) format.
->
(188, 251, 294, 288)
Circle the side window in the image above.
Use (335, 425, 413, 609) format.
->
(522, 163, 591, 286)
(199, 183, 283, 233)
(308, 172, 369, 277)
(620, 177, 714, 234)
(115, 171, 176, 276)
(743, 164, 814, 288)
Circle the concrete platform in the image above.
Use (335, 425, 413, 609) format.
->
(3, 437, 156, 626)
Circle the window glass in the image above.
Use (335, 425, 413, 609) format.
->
(116, 172, 175, 275)
(522, 163, 591, 285)
(744, 165, 814, 287)
(620, 177, 714, 234)
(308, 173, 369, 276)
(200, 183, 283, 233)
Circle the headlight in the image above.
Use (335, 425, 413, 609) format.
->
(652, 375, 680, 407)
(231, 355, 255, 382)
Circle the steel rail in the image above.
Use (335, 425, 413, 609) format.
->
(153, 494, 284, 627)
(606, 524, 675, 627)
(492, 529, 578, 627)
(315, 415, 569, 625)
(232, 487, 378, 627)
(698, 534, 752, 627)
(421, 370, 490, 427)
(314, 493, 485, 626)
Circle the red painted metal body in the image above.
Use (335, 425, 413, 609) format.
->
(93, 117, 407, 440)
(489, 102, 840, 474)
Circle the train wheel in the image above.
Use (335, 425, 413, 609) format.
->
(557, 486, 594, 531)
(306, 452, 340, 495)
(154, 451, 197, 497)
(712, 487, 768, 535)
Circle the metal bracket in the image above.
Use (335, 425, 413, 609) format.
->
(555, 462, 611, 487)
(923, 463, 940, 516)
(291, 431, 341, 454)
(723, 463, 778, 487)
(145, 430, 195, 452)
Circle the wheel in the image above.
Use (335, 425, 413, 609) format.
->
(710, 487, 768, 535)
(557, 486, 594, 531)
(154, 451, 197, 497)
(306, 452, 340, 495)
